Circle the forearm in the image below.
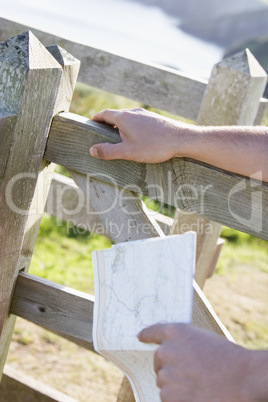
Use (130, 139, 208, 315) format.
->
(91, 109, 268, 182)
(179, 125, 268, 182)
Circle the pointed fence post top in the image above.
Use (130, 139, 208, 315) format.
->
(46, 44, 80, 67)
(198, 48, 268, 126)
(0, 31, 62, 114)
(46, 44, 80, 113)
(0, 31, 61, 70)
(220, 48, 267, 78)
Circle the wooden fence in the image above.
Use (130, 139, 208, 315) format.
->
(0, 16, 267, 401)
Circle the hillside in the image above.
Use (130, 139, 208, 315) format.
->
(180, 8, 268, 47)
(128, 0, 265, 20)
(129, 0, 268, 46)
(129, 0, 268, 96)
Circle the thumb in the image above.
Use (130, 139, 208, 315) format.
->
(90, 142, 126, 160)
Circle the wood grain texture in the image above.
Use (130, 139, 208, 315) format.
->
(67, 164, 232, 402)
(171, 211, 223, 288)
(0, 18, 206, 121)
(0, 45, 79, 392)
(0, 31, 62, 378)
(1, 18, 267, 124)
(172, 48, 268, 288)
(194, 49, 267, 285)
(0, 18, 267, 123)
(19, 46, 80, 272)
(45, 172, 173, 237)
(43, 173, 227, 335)
(198, 49, 267, 126)
(1, 365, 78, 402)
(46, 112, 147, 192)
(10, 271, 233, 349)
(255, 97, 268, 125)
(10, 272, 94, 345)
(69, 170, 164, 243)
(45, 112, 268, 240)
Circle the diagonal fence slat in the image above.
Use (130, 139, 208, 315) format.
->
(68, 166, 233, 402)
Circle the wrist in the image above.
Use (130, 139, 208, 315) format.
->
(171, 122, 203, 159)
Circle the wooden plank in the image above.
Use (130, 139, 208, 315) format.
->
(45, 112, 268, 241)
(45, 173, 106, 235)
(0, 31, 62, 379)
(69, 170, 164, 243)
(0, 18, 266, 122)
(45, 172, 173, 236)
(39, 327, 95, 352)
(198, 49, 267, 126)
(70, 172, 233, 401)
(171, 211, 223, 288)
(194, 48, 267, 286)
(10, 272, 94, 347)
(10, 272, 233, 347)
(19, 46, 80, 271)
(67, 169, 233, 401)
(0, 17, 206, 121)
(0, 44, 79, 385)
(1, 365, 78, 402)
(255, 97, 268, 125)
(172, 48, 268, 288)
(46, 113, 147, 191)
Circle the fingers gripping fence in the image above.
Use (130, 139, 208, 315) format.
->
(0, 21, 267, 401)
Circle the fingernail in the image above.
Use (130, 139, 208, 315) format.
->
(90, 147, 99, 158)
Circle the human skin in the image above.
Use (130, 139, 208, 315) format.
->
(90, 107, 268, 182)
(90, 108, 268, 400)
(138, 323, 268, 402)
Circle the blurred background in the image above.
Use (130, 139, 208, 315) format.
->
(2, 0, 268, 89)
(1, 1, 268, 401)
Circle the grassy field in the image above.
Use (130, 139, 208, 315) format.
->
(6, 84, 268, 401)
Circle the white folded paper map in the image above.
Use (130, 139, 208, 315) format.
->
(92, 232, 196, 402)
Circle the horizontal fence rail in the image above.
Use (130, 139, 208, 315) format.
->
(10, 273, 233, 350)
(1, 366, 78, 402)
(45, 112, 268, 241)
(1, 22, 265, 402)
(0, 17, 267, 123)
(10, 273, 94, 348)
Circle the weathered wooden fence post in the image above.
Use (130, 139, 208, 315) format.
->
(0, 41, 80, 398)
(172, 49, 267, 288)
(18, 45, 80, 272)
(0, 32, 64, 379)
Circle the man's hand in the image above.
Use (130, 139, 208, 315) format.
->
(138, 323, 268, 402)
(90, 108, 268, 181)
(90, 108, 192, 163)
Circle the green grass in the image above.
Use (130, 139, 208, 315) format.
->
(29, 214, 112, 294)
(27, 81, 268, 354)
(70, 81, 192, 123)
(29, 82, 268, 293)
(30, 83, 187, 292)
(70, 82, 141, 118)
(29, 214, 267, 296)
(218, 227, 268, 275)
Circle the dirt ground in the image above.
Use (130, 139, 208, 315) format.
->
(4, 261, 268, 402)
